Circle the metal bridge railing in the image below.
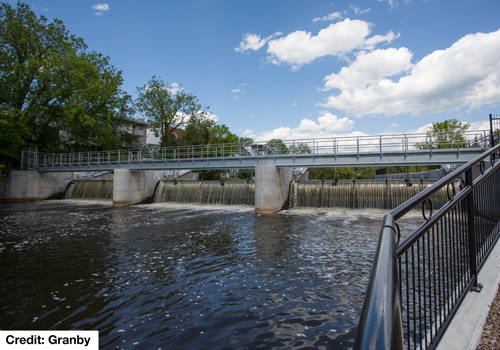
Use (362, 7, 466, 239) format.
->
(354, 142, 500, 350)
(29, 130, 489, 170)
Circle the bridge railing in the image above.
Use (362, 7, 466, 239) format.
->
(32, 130, 489, 170)
(354, 142, 500, 350)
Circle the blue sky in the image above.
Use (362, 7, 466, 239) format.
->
(26, 0, 500, 141)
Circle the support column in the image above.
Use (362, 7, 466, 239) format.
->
(113, 169, 164, 206)
(254, 166, 294, 214)
(7, 170, 40, 201)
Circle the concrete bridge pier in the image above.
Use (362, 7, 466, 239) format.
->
(113, 169, 164, 206)
(255, 166, 294, 214)
(2, 170, 73, 201)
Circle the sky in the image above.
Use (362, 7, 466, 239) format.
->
(23, 0, 500, 141)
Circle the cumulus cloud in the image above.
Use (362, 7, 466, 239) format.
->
(312, 12, 342, 22)
(235, 32, 282, 52)
(291, 102, 298, 106)
(322, 48, 413, 91)
(93, 3, 109, 11)
(319, 29, 500, 117)
(266, 19, 398, 70)
(350, 5, 370, 14)
(231, 89, 240, 93)
(244, 112, 355, 141)
(93, 3, 109, 16)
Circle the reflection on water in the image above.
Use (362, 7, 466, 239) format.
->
(0, 201, 424, 349)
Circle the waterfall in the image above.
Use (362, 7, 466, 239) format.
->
(290, 180, 456, 210)
(65, 181, 113, 200)
(154, 180, 255, 205)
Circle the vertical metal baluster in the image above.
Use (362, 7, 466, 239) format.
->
(466, 168, 481, 291)
(417, 240, 422, 348)
(406, 250, 410, 348)
(412, 245, 416, 350)
(422, 235, 427, 348)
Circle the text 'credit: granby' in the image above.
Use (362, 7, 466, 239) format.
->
(0, 331, 98, 349)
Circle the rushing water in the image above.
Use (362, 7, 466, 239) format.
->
(0, 201, 424, 349)
(154, 180, 255, 205)
(65, 181, 114, 200)
(291, 180, 456, 211)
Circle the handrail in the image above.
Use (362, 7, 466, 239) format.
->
(354, 142, 500, 350)
(30, 130, 489, 171)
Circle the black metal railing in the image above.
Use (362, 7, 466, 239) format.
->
(354, 142, 500, 350)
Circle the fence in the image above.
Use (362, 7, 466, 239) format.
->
(354, 142, 500, 350)
(22, 130, 489, 171)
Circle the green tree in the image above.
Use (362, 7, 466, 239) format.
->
(266, 138, 289, 155)
(135, 76, 208, 147)
(309, 167, 355, 180)
(181, 114, 216, 146)
(289, 142, 311, 154)
(209, 124, 238, 144)
(0, 1, 125, 174)
(416, 119, 470, 150)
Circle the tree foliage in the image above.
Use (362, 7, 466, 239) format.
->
(309, 167, 356, 180)
(135, 76, 208, 147)
(0, 1, 126, 174)
(416, 119, 470, 150)
(266, 139, 288, 154)
(289, 142, 311, 154)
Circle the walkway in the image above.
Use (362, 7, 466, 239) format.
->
(23, 130, 490, 172)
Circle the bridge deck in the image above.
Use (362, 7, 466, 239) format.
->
(25, 131, 490, 172)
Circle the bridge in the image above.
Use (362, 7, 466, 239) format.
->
(22, 130, 490, 172)
(9, 129, 492, 214)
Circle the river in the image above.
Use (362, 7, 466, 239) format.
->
(0, 200, 424, 349)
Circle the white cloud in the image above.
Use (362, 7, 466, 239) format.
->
(319, 29, 500, 117)
(41, 7, 48, 12)
(350, 5, 370, 14)
(266, 19, 398, 70)
(292, 102, 298, 106)
(391, 123, 399, 128)
(93, 3, 109, 16)
(379, 0, 398, 10)
(249, 112, 355, 141)
(235, 32, 282, 52)
(322, 48, 413, 91)
(168, 82, 183, 95)
(92, 3, 109, 11)
(312, 12, 342, 22)
(231, 89, 241, 93)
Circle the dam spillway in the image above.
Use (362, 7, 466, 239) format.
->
(63, 177, 455, 211)
(65, 180, 114, 200)
(153, 180, 256, 205)
(290, 180, 455, 210)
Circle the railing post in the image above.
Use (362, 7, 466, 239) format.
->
(465, 168, 482, 292)
(380, 136, 382, 157)
(357, 137, 359, 158)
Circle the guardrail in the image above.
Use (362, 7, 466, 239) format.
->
(25, 130, 489, 170)
(354, 142, 500, 350)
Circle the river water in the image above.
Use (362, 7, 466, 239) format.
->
(0, 200, 424, 349)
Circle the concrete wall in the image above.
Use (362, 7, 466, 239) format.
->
(255, 166, 294, 214)
(113, 169, 165, 206)
(39, 172, 74, 199)
(0, 177, 8, 201)
(4, 171, 73, 201)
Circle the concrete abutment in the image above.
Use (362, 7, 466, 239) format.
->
(254, 166, 294, 214)
(112, 169, 165, 206)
